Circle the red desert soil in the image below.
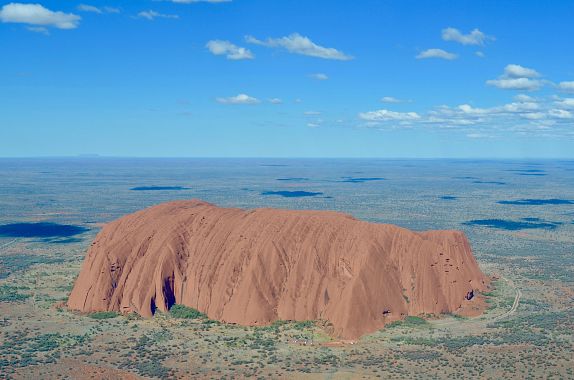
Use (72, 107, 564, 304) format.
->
(15, 359, 142, 380)
(68, 200, 488, 339)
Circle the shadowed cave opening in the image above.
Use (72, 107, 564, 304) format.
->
(163, 276, 176, 310)
(148, 275, 178, 316)
(150, 297, 156, 315)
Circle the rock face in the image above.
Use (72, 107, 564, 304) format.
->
(68, 200, 489, 339)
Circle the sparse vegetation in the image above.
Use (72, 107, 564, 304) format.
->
(169, 304, 207, 319)
(1, 160, 573, 379)
(88, 311, 120, 319)
(0, 284, 30, 302)
(403, 316, 427, 326)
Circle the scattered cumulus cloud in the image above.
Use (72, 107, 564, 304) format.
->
(206, 40, 253, 60)
(358, 95, 574, 138)
(558, 81, 574, 92)
(137, 10, 179, 20)
(310, 73, 329, 80)
(466, 133, 492, 139)
(499, 101, 540, 113)
(475, 51, 485, 58)
(0, 3, 81, 29)
(26, 26, 49, 34)
(441, 27, 493, 46)
(77, 4, 102, 13)
(487, 78, 543, 91)
(504, 64, 540, 78)
(548, 109, 573, 119)
(359, 109, 421, 121)
(416, 48, 457, 60)
(555, 98, 574, 108)
(381, 96, 408, 104)
(514, 94, 536, 102)
(245, 33, 353, 60)
(103, 7, 120, 13)
(216, 93, 260, 105)
(269, 98, 282, 104)
(487, 64, 544, 91)
(520, 112, 546, 120)
(77, 5, 120, 14)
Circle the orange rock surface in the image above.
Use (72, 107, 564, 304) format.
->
(68, 200, 489, 339)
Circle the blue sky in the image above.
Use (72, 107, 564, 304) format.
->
(1, 0, 573, 158)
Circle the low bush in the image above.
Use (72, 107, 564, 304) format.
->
(88, 311, 119, 319)
(169, 304, 207, 319)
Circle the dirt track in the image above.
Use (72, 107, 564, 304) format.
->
(492, 277, 521, 321)
(431, 276, 521, 329)
(0, 239, 17, 251)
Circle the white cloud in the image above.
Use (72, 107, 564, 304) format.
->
(457, 104, 489, 115)
(77, 5, 120, 14)
(206, 40, 253, 60)
(486, 77, 542, 91)
(442, 101, 541, 117)
(137, 10, 179, 20)
(245, 33, 353, 60)
(487, 65, 544, 91)
(304, 111, 321, 116)
(216, 93, 260, 105)
(103, 7, 120, 13)
(359, 109, 421, 121)
(475, 51, 485, 58)
(549, 109, 573, 119)
(558, 81, 574, 92)
(381, 96, 408, 104)
(26, 26, 49, 34)
(514, 94, 536, 102)
(500, 101, 540, 113)
(269, 98, 282, 104)
(504, 64, 540, 78)
(520, 112, 546, 120)
(416, 49, 457, 60)
(0, 3, 81, 29)
(358, 96, 574, 138)
(441, 27, 493, 46)
(307, 122, 320, 128)
(467, 133, 492, 139)
(77, 4, 102, 13)
(555, 98, 574, 109)
(310, 73, 328, 80)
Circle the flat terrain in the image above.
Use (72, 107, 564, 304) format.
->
(1, 158, 573, 379)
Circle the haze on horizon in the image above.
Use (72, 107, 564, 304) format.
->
(1, 0, 573, 158)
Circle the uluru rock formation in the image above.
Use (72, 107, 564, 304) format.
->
(68, 200, 489, 339)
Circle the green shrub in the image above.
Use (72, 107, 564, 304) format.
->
(0, 285, 30, 302)
(169, 304, 207, 319)
(385, 320, 403, 328)
(88, 311, 119, 319)
(403, 316, 427, 326)
(292, 320, 315, 329)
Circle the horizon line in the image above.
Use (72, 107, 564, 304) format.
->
(1, 156, 573, 160)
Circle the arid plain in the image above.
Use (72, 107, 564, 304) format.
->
(1, 158, 572, 379)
